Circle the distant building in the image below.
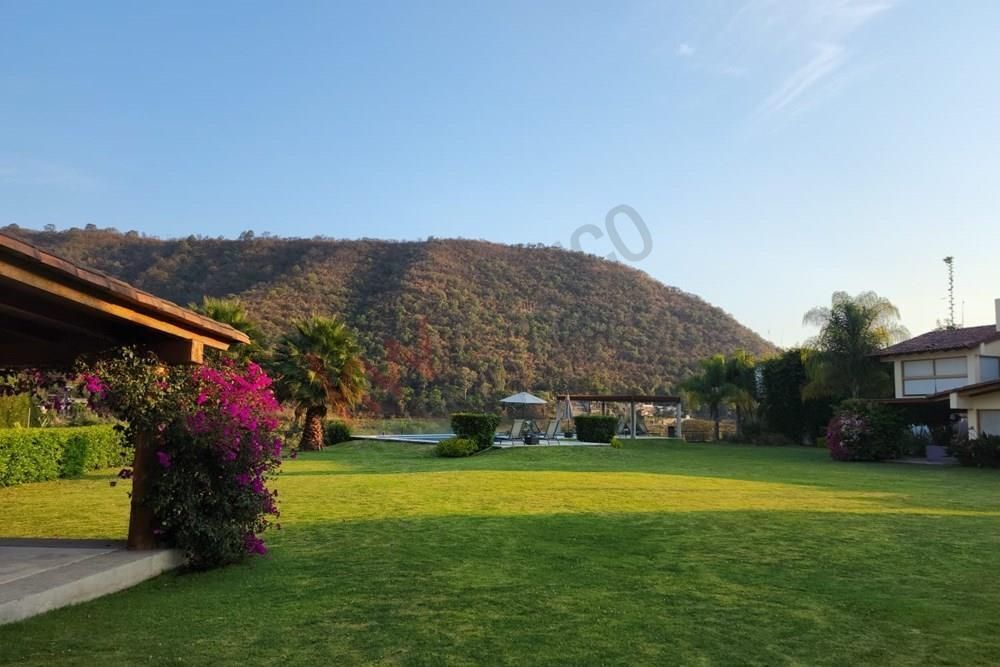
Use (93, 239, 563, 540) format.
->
(874, 299, 1000, 437)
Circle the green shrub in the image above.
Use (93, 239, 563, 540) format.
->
(898, 428, 933, 458)
(450, 413, 501, 450)
(61, 426, 125, 476)
(0, 394, 36, 428)
(951, 434, 1000, 468)
(324, 419, 352, 445)
(609, 436, 623, 449)
(434, 437, 478, 458)
(0, 425, 125, 486)
(575, 415, 618, 443)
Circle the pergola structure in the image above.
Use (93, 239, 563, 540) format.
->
(560, 393, 683, 440)
(0, 232, 249, 548)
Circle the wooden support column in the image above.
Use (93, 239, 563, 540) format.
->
(127, 430, 158, 550)
(676, 400, 683, 440)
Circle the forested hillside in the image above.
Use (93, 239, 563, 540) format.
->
(3, 226, 776, 414)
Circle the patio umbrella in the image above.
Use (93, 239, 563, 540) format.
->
(499, 392, 547, 420)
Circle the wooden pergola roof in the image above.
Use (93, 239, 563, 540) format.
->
(561, 393, 682, 404)
(0, 232, 249, 367)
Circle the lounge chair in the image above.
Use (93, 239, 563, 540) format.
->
(496, 419, 525, 442)
(540, 419, 561, 444)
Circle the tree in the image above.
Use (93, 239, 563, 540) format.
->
(725, 350, 758, 438)
(270, 316, 367, 450)
(190, 297, 266, 362)
(758, 348, 835, 444)
(682, 355, 737, 441)
(803, 291, 909, 399)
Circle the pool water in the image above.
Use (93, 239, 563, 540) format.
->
(359, 433, 456, 444)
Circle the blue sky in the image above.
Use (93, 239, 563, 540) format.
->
(2, 1, 999, 345)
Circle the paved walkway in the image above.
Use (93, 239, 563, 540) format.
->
(891, 456, 960, 466)
(0, 538, 184, 625)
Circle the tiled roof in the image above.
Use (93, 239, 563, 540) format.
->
(874, 324, 1000, 357)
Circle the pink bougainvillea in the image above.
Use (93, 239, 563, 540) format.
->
(826, 413, 868, 461)
(80, 350, 283, 569)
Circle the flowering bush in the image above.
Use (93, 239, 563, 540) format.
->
(950, 433, 1000, 468)
(1, 369, 104, 426)
(826, 399, 904, 462)
(80, 349, 283, 569)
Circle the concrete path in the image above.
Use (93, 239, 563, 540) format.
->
(0, 538, 184, 625)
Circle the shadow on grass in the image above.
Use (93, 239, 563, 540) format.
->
(3, 510, 1000, 666)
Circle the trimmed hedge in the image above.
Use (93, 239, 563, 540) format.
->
(450, 413, 500, 450)
(0, 393, 35, 428)
(0, 425, 125, 486)
(324, 419, 352, 445)
(434, 437, 478, 458)
(575, 415, 618, 443)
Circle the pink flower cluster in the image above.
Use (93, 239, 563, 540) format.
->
(826, 414, 869, 461)
(81, 373, 107, 399)
(185, 361, 283, 552)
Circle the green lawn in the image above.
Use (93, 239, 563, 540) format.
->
(3, 440, 1000, 665)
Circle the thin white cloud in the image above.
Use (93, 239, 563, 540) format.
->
(637, 0, 896, 116)
(761, 43, 846, 114)
(677, 43, 695, 57)
(754, 0, 896, 115)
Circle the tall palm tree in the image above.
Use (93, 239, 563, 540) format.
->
(803, 291, 909, 399)
(270, 316, 367, 450)
(682, 355, 737, 441)
(190, 297, 266, 362)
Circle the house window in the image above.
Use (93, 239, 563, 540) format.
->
(980, 410, 1000, 437)
(902, 357, 968, 395)
(981, 357, 1000, 382)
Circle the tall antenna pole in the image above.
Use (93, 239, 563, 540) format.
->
(943, 256, 955, 329)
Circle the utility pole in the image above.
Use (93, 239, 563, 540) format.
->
(943, 256, 956, 329)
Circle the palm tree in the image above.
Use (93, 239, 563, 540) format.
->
(682, 355, 737, 441)
(190, 297, 266, 362)
(270, 316, 367, 450)
(803, 291, 910, 399)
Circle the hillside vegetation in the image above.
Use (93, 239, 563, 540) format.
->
(3, 226, 775, 414)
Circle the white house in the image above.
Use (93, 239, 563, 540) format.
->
(874, 299, 1000, 437)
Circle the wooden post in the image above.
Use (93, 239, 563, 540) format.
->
(630, 401, 636, 440)
(127, 430, 158, 550)
(676, 400, 683, 440)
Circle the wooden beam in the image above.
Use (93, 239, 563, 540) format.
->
(0, 324, 55, 344)
(0, 301, 116, 342)
(150, 339, 204, 365)
(0, 262, 233, 351)
(0, 343, 86, 367)
(563, 393, 682, 404)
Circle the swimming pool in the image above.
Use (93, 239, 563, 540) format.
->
(357, 433, 456, 444)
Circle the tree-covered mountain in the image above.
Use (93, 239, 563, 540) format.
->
(3, 226, 776, 414)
